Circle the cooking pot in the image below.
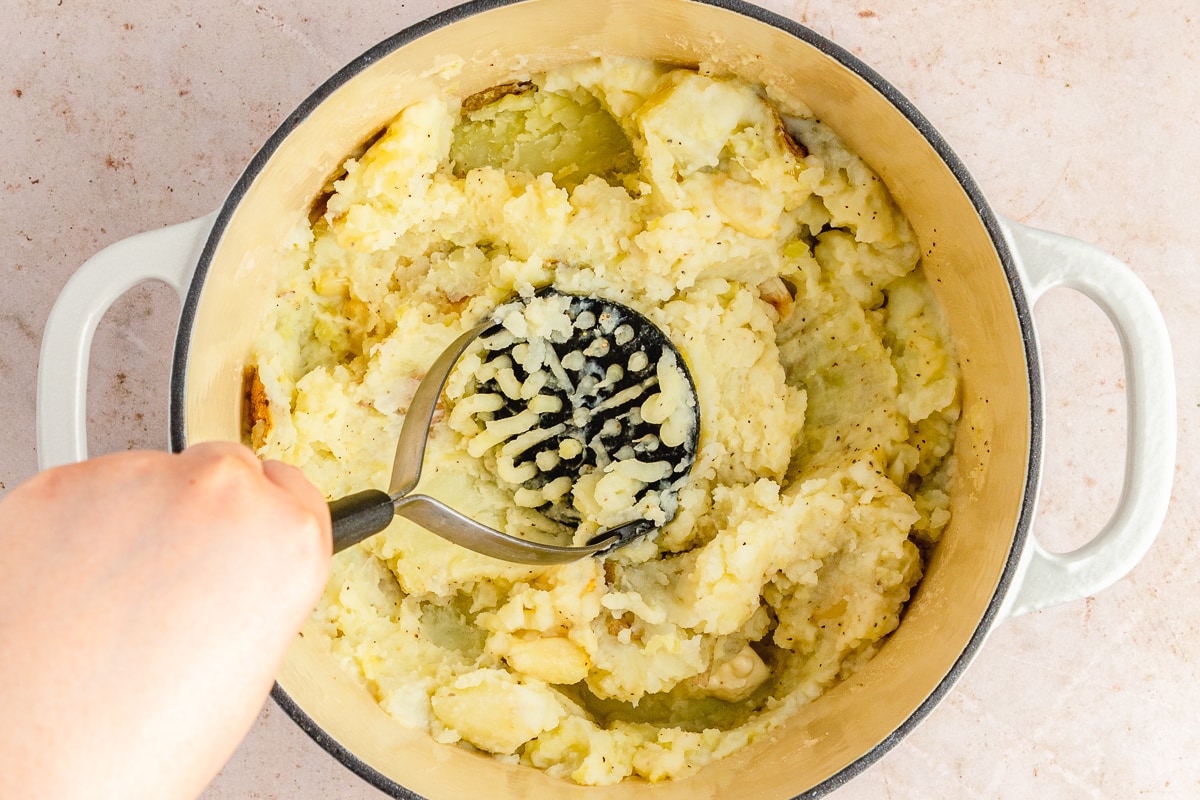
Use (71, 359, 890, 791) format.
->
(36, 0, 1176, 797)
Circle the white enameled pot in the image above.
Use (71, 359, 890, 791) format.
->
(36, 1, 1176, 797)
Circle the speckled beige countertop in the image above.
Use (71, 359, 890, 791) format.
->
(3, 1, 1197, 797)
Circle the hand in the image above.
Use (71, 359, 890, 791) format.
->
(0, 442, 332, 799)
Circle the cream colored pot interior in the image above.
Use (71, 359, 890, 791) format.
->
(179, 0, 1031, 796)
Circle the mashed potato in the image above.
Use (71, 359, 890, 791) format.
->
(250, 58, 960, 785)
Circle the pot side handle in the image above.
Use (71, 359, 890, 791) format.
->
(997, 218, 1176, 620)
(36, 213, 217, 470)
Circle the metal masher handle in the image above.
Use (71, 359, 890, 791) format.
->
(329, 489, 395, 552)
(329, 488, 628, 562)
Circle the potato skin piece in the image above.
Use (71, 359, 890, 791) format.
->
(774, 111, 809, 158)
(461, 80, 534, 114)
(244, 365, 271, 449)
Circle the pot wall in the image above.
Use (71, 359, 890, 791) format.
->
(175, 0, 1035, 796)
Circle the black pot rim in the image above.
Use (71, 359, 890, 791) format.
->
(168, 1, 1042, 797)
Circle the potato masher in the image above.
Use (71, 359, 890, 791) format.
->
(326, 291, 700, 564)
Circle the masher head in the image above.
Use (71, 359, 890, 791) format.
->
(453, 290, 700, 549)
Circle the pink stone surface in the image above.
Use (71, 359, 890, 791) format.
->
(3, 0, 1196, 797)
